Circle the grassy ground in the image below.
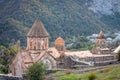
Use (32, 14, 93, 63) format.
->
(46, 64, 120, 80)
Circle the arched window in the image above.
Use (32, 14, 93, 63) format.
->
(38, 42, 40, 50)
(34, 46, 36, 50)
(30, 42, 32, 49)
(34, 42, 36, 50)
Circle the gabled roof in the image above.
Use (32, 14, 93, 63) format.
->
(27, 18, 49, 37)
(47, 47, 60, 58)
(114, 45, 120, 53)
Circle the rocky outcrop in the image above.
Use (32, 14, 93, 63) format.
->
(88, 0, 120, 15)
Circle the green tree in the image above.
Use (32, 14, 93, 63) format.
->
(0, 45, 16, 74)
(11, 40, 21, 53)
(26, 62, 46, 80)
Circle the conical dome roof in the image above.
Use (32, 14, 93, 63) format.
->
(55, 37, 65, 44)
(97, 30, 105, 39)
(99, 30, 104, 36)
(27, 18, 49, 37)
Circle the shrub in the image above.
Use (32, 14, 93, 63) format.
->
(26, 62, 46, 80)
(0, 66, 8, 74)
(88, 72, 96, 80)
(65, 70, 71, 74)
(100, 67, 113, 73)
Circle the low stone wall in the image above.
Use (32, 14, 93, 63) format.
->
(0, 74, 23, 80)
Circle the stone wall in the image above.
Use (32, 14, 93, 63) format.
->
(0, 74, 23, 80)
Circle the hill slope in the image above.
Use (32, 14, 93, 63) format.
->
(0, 0, 119, 46)
(45, 64, 120, 80)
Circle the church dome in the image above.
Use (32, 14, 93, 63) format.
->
(55, 37, 65, 45)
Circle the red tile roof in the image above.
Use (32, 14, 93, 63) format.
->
(55, 37, 65, 45)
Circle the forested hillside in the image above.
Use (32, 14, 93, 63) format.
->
(0, 0, 120, 46)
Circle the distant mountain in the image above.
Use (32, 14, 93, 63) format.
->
(88, 0, 120, 30)
(0, 0, 120, 46)
(88, 0, 120, 15)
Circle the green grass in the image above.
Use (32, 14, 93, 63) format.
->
(57, 74, 87, 80)
(54, 71, 65, 75)
(56, 64, 120, 80)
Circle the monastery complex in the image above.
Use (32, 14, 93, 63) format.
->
(9, 18, 118, 77)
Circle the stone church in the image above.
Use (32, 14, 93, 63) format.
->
(9, 18, 66, 76)
(9, 18, 117, 77)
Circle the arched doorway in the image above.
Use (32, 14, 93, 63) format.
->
(42, 59, 52, 69)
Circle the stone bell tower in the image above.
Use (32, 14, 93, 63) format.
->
(27, 18, 49, 50)
(96, 30, 106, 48)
